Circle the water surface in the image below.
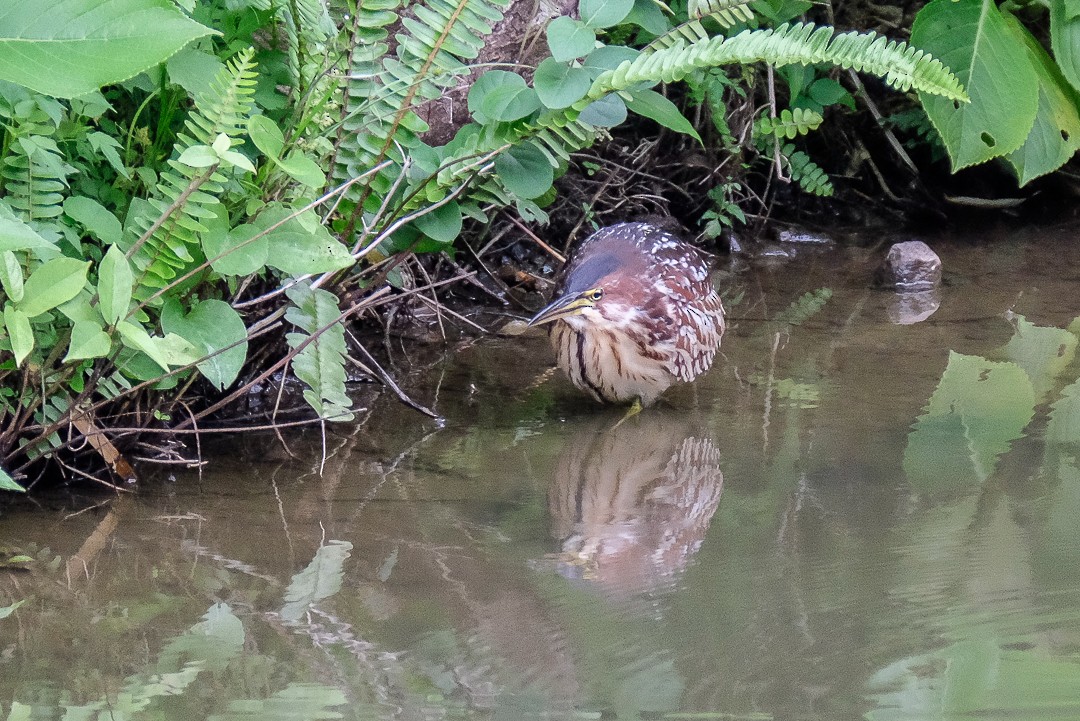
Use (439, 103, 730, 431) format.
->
(4, 225, 1080, 720)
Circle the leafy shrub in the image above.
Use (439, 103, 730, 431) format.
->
(0, 0, 965, 491)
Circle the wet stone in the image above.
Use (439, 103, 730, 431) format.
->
(775, 228, 834, 245)
(878, 240, 942, 291)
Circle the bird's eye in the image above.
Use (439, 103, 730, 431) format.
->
(589, 289, 604, 302)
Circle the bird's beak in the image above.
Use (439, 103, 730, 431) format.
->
(528, 293, 593, 327)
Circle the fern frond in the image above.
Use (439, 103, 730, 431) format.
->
(687, 0, 754, 26)
(0, 98, 70, 222)
(754, 107, 823, 140)
(127, 48, 258, 293)
(595, 23, 968, 101)
(284, 283, 353, 422)
(780, 144, 833, 196)
(646, 19, 711, 52)
(2, 137, 70, 221)
(333, 0, 510, 210)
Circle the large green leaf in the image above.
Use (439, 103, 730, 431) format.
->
(117, 321, 200, 373)
(161, 298, 248, 390)
(97, 245, 133, 325)
(468, 70, 541, 122)
(16, 257, 90, 318)
(412, 201, 463, 244)
(0, 213, 56, 255)
(1003, 15, 1080, 185)
(579, 93, 627, 126)
(0, 250, 23, 302)
(580, 0, 635, 28)
(63, 196, 122, 244)
(911, 0, 1038, 170)
(547, 16, 596, 62)
(1052, 0, 1080, 94)
(625, 89, 702, 141)
(495, 143, 554, 199)
(534, 58, 592, 109)
(0, 0, 217, 98)
(64, 320, 112, 362)
(3, 303, 33, 367)
(255, 205, 353, 276)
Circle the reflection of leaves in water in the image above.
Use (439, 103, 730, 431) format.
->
(207, 682, 347, 721)
(1002, 316, 1078, 401)
(774, 378, 819, 408)
(12, 603, 246, 719)
(772, 288, 832, 329)
(868, 638, 1080, 720)
(1047, 377, 1080, 446)
(904, 352, 1035, 493)
(0, 599, 24, 619)
(158, 601, 245, 673)
(280, 540, 352, 622)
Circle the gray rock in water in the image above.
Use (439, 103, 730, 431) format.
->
(775, 228, 834, 245)
(878, 240, 941, 291)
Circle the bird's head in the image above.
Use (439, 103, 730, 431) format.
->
(528, 249, 631, 329)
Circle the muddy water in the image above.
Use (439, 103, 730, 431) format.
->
(4, 225, 1080, 720)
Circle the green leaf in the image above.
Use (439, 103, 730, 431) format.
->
(161, 298, 248, 390)
(579, 93, 627, 127)
(3, 303, 33, 367)
(469, 70, 540, 123)
(547, 17, 596, 62)
(97, 244, 133, 325)
(256, 205, 353, 276)
(580, 0, 635, 28)
(177, 144, 219, 168)
(911, 0, 1038, 170)
(625, 0, 672, 35)
(583, 45, 640, 73)
(0, 250, 24, 302)
(0, 468, 23, 493)
(808, 77, 854, 109)
(276, 152, 324, 188)
(534, 58, 593, 109)
(248, 116, 323, 187)
(0, 213, 56, 255)
(1052, 0, 1080, 94)
(88, 131, 131, 180)
(220, 149, 256, 173)
(495, 144, 554, 199)
(64, 320, 112, 362)
(248, 115, 285, 157)
(166, 47, 224, 98)
(63, 196, 122, 243)
(625, 89, 701, 141)
(203, 222, 269, 276)
(117, 321, 199, 373)
(0, 0, 218, 98)
(16, 257, 90, 318)
(413, 201, 463, 244)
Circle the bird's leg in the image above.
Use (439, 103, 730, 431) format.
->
(613, 397, 644, 428)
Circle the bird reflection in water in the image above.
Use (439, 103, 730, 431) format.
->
(540, 412, 724, 600)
